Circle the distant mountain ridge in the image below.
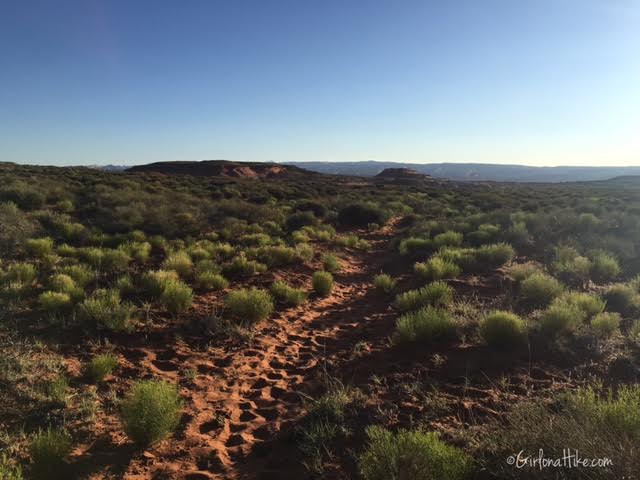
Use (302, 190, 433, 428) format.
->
(285, 161, 640, 183)
(125, 160, 314, 179)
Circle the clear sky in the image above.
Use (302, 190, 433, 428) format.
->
(1, 0, 639, 166)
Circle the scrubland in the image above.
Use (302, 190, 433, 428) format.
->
(1, 163, 639, 479)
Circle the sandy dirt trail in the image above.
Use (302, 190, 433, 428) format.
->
(83, 221, 400, 480)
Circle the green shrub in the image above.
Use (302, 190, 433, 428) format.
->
(399, 237, 432, 256)
(359, 426, 470, 480)
(338, 202, 388, 227)
(25, 237, 54, 258)
(604, 284, 640, 315)
(393, 307, 457, 345)
(591, 312, 620, 338)
(29, 429, 72, 479)
(286, 211, 318, 231)
(159, 279, 193, 314)
(473, 243, 515, 269)
(239, 232, 272, 247)
(485, 385, 640, 479)
(141, 269, 179, 298)
(393, 281, 453, 312)
(590, 251, 621, 283)
(271, 280, 308, 306)
(49, 273, 75, 292)
(196, 271, 229, 290)
(255, 245, 298, 267)
(432, 231, 463, 248)
(88, 353, 118, 382)
(3, 262, 37, 285)
(554, 254, 592, 285)
(540, 303, 583, 335)
(480, 311, 527, 349)
(373, 274, 396, 294)
(119, 241, 152, 263)
(120, 380, 182, 447)
(79, 289, 135, 331)
(59, 264, 93, 287)
(225, 287, 274, 324)
(312, 271, 334, 296)
(0, 454, 23, 480)
(38, 291, 71, 313)
(509, 263, 541, 282)
(414, 257, 460, 281)
(46, 376, 69, 404)
(551, 291, 605, 319)
(162, 251, 193, 277)
(519, 273, 563, 307)
(322, 253, 342, 273)
(296, 243, 315, 262)
(222, 255, 267, 277)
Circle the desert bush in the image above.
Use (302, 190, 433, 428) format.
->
(540, 303, 583, 336)
(222, 255, 267, 277)
(78, 289, 135, 331)
(484, 385, 640, 479)
(509, 263, 541, 282)
(603, 284, 640, 315)
(0, 201, 38, 257)
(29, 428, 72, 479)
(338, 202, 387, 227)
(312, 271, 334, 296)
(225, 287, 274, 324)
(551, 291, 605, 319)
(119, 241, 151, 263)
(414, 257, 460, 281)
(589, 251, 621, 282)
(359, 426, 470, 480)
(120, 380, 182, 447)
(393, 281, 453, 312)
(519, 273, 563, 307)
(398, 237, 432, 256)
(554, 252, 592, 285)
(254, 245, 298, 267)
(432, 231, 463, 248)
(473, 243, 515, 269)
(140, 269, 179, 298)
(480, 311, 527, 349)
(295, 243, 315, 262)
(38, 291, 72, 313)
(322, 253, 342, 273)
(3, 262, 38, 285)
(59, 264, 94, 287)
(162, 251, 193, 277)
(271, 280, 308, 306)
(48, 274, 83, 302)
(196, 271, 229, 290)
(0, 455, 23, 480)
(286, 211, 319, 231)
(88, 353, 118, 382)
(373, 274, 396, 294)
(25, 237, 54, 258)
(591, 312, 620, 338)
(239, 232, 272, 247)
(159, 279, 193, 314)
(393, 307, 457, 345)
(295, 200, 328, 218)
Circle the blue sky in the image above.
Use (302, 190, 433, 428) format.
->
(1, 0, 639, 166)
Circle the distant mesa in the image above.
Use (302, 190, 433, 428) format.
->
(375, 167, 429, 179)
(374, 167, 432, 184)
(126, 160, 314, 179)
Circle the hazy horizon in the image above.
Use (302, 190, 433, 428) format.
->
(2, 1, 639, 166)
